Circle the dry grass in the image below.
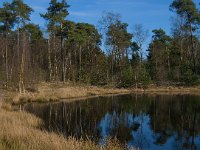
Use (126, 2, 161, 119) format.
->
(4, 82, 200, 104)
(131, 85, 200, 95)
(1, 83, 200, 150)
(2, 82, 200, 104)
(0, 108, 127, 150)
(12, 83, 130, 104)
(0, 83, 133, 150)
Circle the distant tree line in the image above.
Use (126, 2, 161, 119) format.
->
(0, 0, 200, 92)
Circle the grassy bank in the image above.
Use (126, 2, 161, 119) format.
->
(0, 108, 127, 150)
(0, 84, 131, 150)
(11, 83, 130, 104)
(2, 83, 200, 105)
(130, 85, 200, 95)
(1, 83, 200, 150)
(13, 84, 200, 104)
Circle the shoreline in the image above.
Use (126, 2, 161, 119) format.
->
(1, 84, 200, 150)
(130, 86, 200, 96)
(11, 83, 131, 104)
(2, 84, 200, 105)
(0, 108, 124, 150)
(0, 84, 129, 150)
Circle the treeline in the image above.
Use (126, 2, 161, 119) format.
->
(0, 0, 200, 93)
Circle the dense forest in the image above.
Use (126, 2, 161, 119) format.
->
(1, 0, 200, 93)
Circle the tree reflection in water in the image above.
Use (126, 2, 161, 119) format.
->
(24, 94, 200, 150)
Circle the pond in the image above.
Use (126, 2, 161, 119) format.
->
(23, 94, 200, 150)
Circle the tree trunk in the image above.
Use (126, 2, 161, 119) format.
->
(189, 23, 196, 74)
(5, 34, 8, 88)
(79, 45, 82, 81)
(139, 47, 143, 70)
(20, 32, 26, 93)
(60, 23, 65, 83)
(17, 26, 22, 93)
(73, 45, 77, 83)
(135, 71, 137, 89)
(166, 47, 171, 77)
(53, 34, 58, 81)
(68, 50, 72, 81)
(111, 47, 115, 82)
(48, 39, 52, 81)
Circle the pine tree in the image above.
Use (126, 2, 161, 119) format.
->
(0, 2, 15, 87)
(11, 0, 33, 93)
(41, 0, 69, 82)
(170, 0, 200, 74)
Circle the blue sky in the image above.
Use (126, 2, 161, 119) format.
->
(1, 0, 199, 34)
(1, 0, 199, 50)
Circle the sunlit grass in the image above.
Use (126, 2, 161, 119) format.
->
(0, 107, 129, 150)
(12, 83, 129, 104)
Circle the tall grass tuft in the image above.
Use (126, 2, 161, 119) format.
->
(0, 108, 130, 150)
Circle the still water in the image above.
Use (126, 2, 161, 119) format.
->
(23, 94, 200, 150)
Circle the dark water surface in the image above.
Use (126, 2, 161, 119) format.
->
(23, 94, 200, 150)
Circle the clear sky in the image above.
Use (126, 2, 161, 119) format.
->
(1, 0, 199, 50)
(1, 0, 199, 34)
